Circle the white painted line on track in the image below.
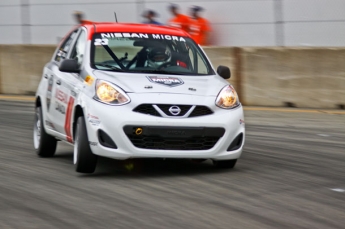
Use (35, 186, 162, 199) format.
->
(318, 134, 331, 137)
(331, 188, 345, 193)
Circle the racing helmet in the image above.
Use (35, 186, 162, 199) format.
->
(147, 46, 171, 68)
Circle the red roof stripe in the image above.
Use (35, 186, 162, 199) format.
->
(82, 22, 190, 40)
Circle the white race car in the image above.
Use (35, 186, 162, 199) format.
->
(33, 22, 245, 173)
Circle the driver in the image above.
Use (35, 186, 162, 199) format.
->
(146, 46, 172, 68)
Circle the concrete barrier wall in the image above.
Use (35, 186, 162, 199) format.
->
(203, 47, 237, 88)
(204, 47, 345, 109)
(239, 47, 345, 108)
(0, 45, 344, 109)
(0, 45, 56, 95)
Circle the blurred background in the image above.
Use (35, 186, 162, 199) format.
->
(1, 0, 345, 46)
(0, 0, 344, 109)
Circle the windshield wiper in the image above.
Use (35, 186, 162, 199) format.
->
(95, 63, 125, 72)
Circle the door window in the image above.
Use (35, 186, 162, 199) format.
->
(188, 46, 209, 74)
(54, 30, 79, 62)
(70, 30, 87, 67)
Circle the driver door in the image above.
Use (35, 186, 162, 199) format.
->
(48, 29, 80, 141)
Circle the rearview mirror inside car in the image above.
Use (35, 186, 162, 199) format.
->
(217, 65, 231, 79)
(59, 59, 80, 73)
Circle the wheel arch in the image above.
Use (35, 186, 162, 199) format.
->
(35, 96, 42, 108)
(73, 105, 84, 140)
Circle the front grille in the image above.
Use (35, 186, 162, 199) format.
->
(156, 104, 191, 116)
(189, 106, 213, 117)
(133, 104, 213, 118)
(127, 136, 220, 150)
(133, 104, 160, 117)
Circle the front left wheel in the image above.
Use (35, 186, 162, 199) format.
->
(33, 107, 57, 157)
(74, 116, 98, 173)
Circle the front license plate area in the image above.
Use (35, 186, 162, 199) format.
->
(147, 127, 204, 138)
(123, 126, 225, 150)
(123, 126, 225, 138)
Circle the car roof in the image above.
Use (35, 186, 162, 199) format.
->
(82, 21, 190, 40)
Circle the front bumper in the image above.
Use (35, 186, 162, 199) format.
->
(83, 93, 245, 160)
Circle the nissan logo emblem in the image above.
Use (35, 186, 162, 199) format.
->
(169, 106, 181, 116)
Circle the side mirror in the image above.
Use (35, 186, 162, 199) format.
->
(59, 59, 80, 73)
(217, 65, 231, 79)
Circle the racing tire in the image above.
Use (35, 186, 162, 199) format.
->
(33, 107, 57, 157)
(74, 116, 98, 173)
(213, 159, 237, 169)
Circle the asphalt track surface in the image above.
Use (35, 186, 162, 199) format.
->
(0, 100, 344, 229)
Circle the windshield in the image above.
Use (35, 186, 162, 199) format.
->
(91, 32, 215, 75)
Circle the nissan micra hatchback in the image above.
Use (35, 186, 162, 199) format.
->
(33, 21, 245, 173)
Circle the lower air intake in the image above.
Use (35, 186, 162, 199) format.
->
(227, 133, 243, 151)
(124, 126, 224, 150)
(98, 129, 117, 149)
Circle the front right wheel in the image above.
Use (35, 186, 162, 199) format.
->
(74, 116, 98, 173)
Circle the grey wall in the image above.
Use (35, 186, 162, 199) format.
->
(1, 45, 344, 109)
(1, 0, 345, 46)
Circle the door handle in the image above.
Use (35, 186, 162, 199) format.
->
(56, 79, 61, 85)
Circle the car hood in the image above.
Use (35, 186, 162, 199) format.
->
(93, 71, 228, 97)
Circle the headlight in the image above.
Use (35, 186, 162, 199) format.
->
(215, 85, 240, 109)
(94, 80, 130, 105)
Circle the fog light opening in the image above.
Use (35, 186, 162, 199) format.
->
(227, 133, 243, 151)
(97, 129, 117, 149)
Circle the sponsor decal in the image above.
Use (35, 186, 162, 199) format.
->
(239, 119, 245, 124)
(94, 33, 186, 46)
(46, 75, 54, 111)
(55, 102, 66, 114)
(94, 38, 109, 46)
(89, 141, 98, 146)
(55, 88, 68, 104)
(85, 75, 94, 86)
(146, 76, 184, 87)
(87, 113, 101, 126)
